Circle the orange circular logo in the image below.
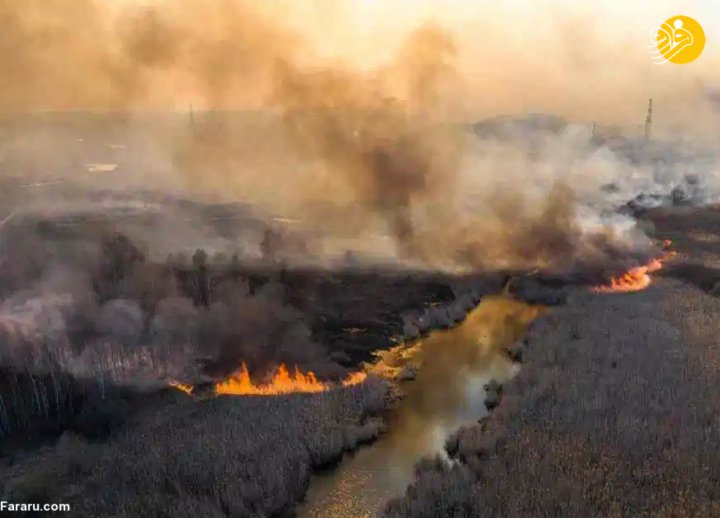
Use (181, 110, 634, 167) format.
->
(652, 15, 705, 64)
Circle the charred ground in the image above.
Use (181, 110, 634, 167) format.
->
(0, 207, 507, 439)
(0, 218, 502, 517)
(0, 187, 578, 518)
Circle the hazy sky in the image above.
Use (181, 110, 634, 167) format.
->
(7, 0, 720, 135)
(328, 0, 720, 134)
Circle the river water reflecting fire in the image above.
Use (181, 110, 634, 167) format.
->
(298, 296, 542, 518)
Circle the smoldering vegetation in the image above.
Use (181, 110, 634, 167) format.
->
(644, 205, 720, 295)
(1, 1, 719, 515)
(0, 192, 499, 518)
(0, 109, 716, 515)
(0, 192, 498, 441)
(1, 378, 389, 518)
(0, 223, 314, 438)
(0, 108, 716, 445)
(3, 109, 716, 275)
(0, 217, 324, 381)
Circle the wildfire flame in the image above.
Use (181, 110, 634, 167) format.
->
(169, 363, 368, 397)
(169, 381, 195, 395)
(341, 370, 369, 387)
(216, 363, 325, 395)
(592, 241, 675, 293)
(215, 363, 368, 395)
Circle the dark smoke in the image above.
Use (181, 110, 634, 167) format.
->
(0, 223, 326, 386)
(2, 0, 714, 272)
(0, 0, 717, 399)
(275, 24, 459, 255)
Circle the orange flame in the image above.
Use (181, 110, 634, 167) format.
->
(341, 371, 369, 387)
(213, 363, 367, 396)
(169, 381, 194, 395)
(592, 241, 675, 293)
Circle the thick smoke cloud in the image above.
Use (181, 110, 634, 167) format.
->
(2, 1, 718, 129)
(0, 230, 327, 384)
(0, 0, 719, 387)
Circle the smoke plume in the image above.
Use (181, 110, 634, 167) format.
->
(0, 0, 719, 386)
(1, 1, 717, 269)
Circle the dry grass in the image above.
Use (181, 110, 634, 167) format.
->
(1, 377, 388, 518)
(384, 280, 720, 517)
(383, 207, 720, 517)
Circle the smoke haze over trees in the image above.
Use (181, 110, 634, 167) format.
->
(0, 0, 718, 441)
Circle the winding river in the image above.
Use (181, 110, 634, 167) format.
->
(298, 295, 541, 518)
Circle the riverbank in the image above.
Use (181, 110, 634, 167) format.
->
(385, 278, 720, 516)
(298, 296, 541, 518)
(1, 379, 390, 518)
(0, 235, 625, 517)
(380, 207, 720, 516)
(388, 210, 720, 518)
(0, 275, 504, 517)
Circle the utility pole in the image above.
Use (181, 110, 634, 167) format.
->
(644, 98, 653, 140)
(189, 103, 196, 135)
